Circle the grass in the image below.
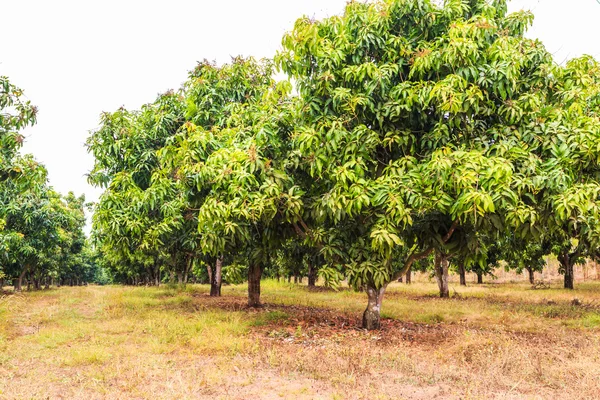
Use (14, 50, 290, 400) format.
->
(0, 278, 599, 399)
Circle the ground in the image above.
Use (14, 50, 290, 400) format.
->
(1, 277, 600, 399)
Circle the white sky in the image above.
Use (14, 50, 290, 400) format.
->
(2, 0, 600, 227)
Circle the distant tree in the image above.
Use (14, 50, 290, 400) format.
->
(0, 76, 38, 282)
(501, 234, 548, 284)
(0, 77, 89, 289)
(88, 91, 191, 287)
(158, 57, 303, 305)
(272, 239, 322, 286)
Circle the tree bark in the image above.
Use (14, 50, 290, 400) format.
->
(527, 267, 535, 284)
(184, 256, 193, 285)
(154, 262, 160, 286)
(434, 253, 450, 298)
(362, 284, 388, 330)
(16, 266, 29, 292)
(405, 267, 412, 284)
(248, 264, 262, 307)
(563, 254, 574, 290)
(477, 271, 483, 284)
(458, 260, 466, 286)
(210, 257, 223, 297)
(307, 260, 316, 287)
(206, 263, 213, 285)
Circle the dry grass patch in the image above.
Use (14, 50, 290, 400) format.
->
(0, 281, 599, 399)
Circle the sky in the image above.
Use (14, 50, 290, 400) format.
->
(2, 0, 600, 226)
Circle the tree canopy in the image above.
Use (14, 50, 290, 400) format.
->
(79, 0, 600, 330)
(275, 0, 600, 327)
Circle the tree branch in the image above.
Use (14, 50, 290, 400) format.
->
(293, 222, 307, 239)
(391, 220, 459, 282)
(392, 246, 434, 282)
(298, 216, 310, 234)
(293, 221, 324, 251)
(442, 219, 459, 243)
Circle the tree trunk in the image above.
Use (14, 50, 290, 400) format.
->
(458, 260, 466, 286)
(206, 263, 213, 285)
(307, 261, 316, 287)
(210, 257, 223, 297)
(563, 254, 574, 290)
(434, 253, 449, 298)
(527, 267, 535, 284)
(154, 262, 160, 286)
(248, 264, 262, 307)
(405, 267, 412, 284)
(184, 256, 193, 285)
(16, 266, 29, 292)
(176, 271, 183, 285)
(362, 284, 388, 330)
(477, 271, 483, 284)
(44, 277, 50, 290)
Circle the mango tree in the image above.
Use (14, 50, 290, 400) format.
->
(161, 58, 303, 305)
(0, 76, 37, 178)
(88, 91, 196, 285)
(539, 56, 600, 289)
(0, 76, 38, 280)
(277, 0, 568, 329)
